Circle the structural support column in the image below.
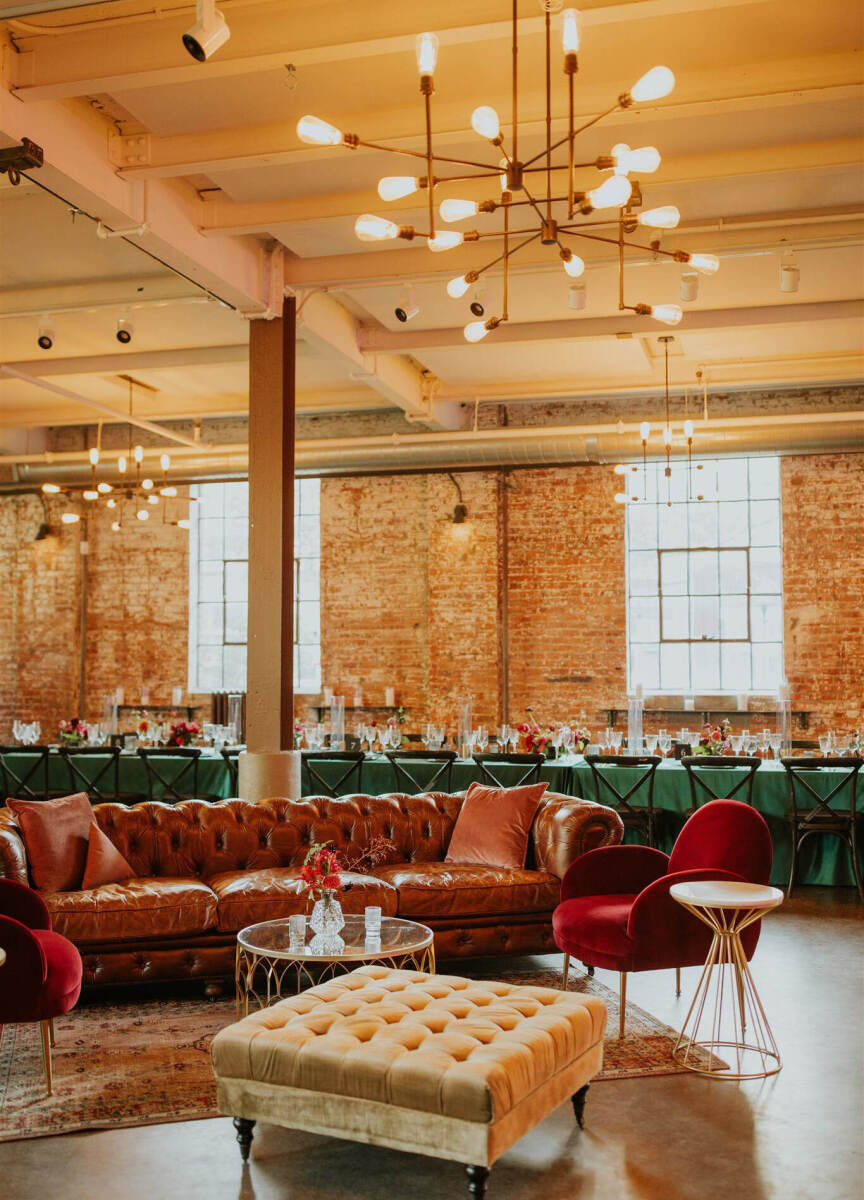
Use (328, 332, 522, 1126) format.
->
(238, 296, 301, 801)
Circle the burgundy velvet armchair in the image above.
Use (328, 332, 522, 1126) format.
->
(0, 879, 83, 1093)
(552, 800, 774, 1037)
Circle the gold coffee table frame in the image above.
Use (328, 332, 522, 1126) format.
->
(670, 880, 783, 1080)
(235, 914, 436, 1016)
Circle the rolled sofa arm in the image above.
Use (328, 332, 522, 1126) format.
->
(532, 794, 624, 880)
(0, 808, 29, 885)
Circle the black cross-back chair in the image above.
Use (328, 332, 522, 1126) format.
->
(221, 747, 242, 796)
(472, 753, 545, 788)
(58, 745, 136, 804)
(0, 746, 51, 801)
(301, 751, 364, 798)
(781, 756, 863, 900)
(681, 755, 762, 813)
(584, 754, 662, 848)
(385, 750, 457, 794)
(137, 747, 203, 803)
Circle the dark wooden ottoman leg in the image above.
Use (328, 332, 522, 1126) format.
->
(571, 1083, 590, 1129)
(467, 1164, 490, 1197)
(233, 1117, 255, 1161)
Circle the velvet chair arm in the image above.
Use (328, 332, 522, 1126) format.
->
(0, 915, 48, 1020)
(560, 844, 670, 902)
(627, 867, 745, 945)
(0, 878, 51, 930)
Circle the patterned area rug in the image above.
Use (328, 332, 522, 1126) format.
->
(0, 967, 691, 1142)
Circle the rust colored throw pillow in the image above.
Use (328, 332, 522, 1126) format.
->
(7, 792, 95, 892)
(445, 780, 549, 870)
(81, 825, 135, 890)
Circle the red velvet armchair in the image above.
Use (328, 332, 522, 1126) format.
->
(552, 800, 773, 1037)
(0, 879, 83, 1093)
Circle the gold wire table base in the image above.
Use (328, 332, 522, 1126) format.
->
(672, 899, 782, 1081)
(235, 942, 436, 1017)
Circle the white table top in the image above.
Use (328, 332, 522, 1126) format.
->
(670, 880, 784, 910)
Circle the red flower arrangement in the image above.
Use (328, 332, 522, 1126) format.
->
(518, 724, 550, 756)
(59, 717, 88, 745)
(693, 718, 732, 755)
(167, 720, 200, 747)
(300, 843, 343, 898)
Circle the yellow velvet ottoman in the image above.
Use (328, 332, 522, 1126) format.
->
(211, 964, 606, 1198)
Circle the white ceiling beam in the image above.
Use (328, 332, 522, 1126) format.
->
(359, 299, 864, 352)
(2, 344, 249, 377)
(196, 139, 863, 235)
(9, 0, 769, 102)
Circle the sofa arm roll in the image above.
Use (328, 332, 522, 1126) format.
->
(0, 809, 29, 885)
(532, 795, 624, 880)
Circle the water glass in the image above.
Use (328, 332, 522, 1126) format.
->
(609, 730, 623, 754)
(818, 734, 831, 757)
(768, 731, 783, 759)
(288, 913, 307, 951)
(365, 906, 382, 936)
(644, 734, 658, 754)
(476, 725, 489, 752)
(730, 735, 744, 756)
(508, 728, 519, 752)
(658, 731, 672, 756)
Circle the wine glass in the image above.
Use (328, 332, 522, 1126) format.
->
(768, 731, 783, 759)
(508, 727, 519, 753)
(498, 724, 510, 751)
(644, 733, 658, 754)
(730, 735, 744, 756)
(609, 730, 623, 755)
(658, 730, 672, 757)
(818, 733, 831, 757)
(760, 729, 772, 756)
(12, 719, 22, 744)
(475, 725, 489, 752)
(562, 727, 576, 758)
(551, 725, 564, 757)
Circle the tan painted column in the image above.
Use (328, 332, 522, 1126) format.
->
(238, 295, 301, 801)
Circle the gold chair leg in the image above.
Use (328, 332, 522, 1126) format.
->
(48, 1018, 56, 1048)
(675, 967, 681, 997)
(562, 952, 570, 990)
(40, 1020, 53, 1095)
(619, 972, 627, 1039)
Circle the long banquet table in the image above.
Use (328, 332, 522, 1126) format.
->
(6, 748, 858, 889)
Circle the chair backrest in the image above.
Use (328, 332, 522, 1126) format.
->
(781, 757, 862, 823)
(301, 751, 364, 798)
(220, 747, 241, 795)
(59, 745, 121, 803)
(0, 747, 50, 801)
(472, 753, 545, 788)
(668, 798, 773, 883)
(681, 755, 761, 808)
(385, 750, 457, 794)
(584, 754, 660, 819)
(137, 748, 201, 802)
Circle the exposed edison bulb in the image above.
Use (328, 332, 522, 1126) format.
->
(133, 444, 143, 464)
(355, 213, 400, 242)
(111, 521, 121, 532)
(61, 512, 79, 524)
(83, 489, 99, 501)
(160, 453, 170, 472)
(177, 518, 191, 530)
(612, 143, 661, 174)
(614, 464, 628, 475)
(118, 455, 127, 474)
(415, 31, 439, 76)
(689, 252, 720, 275)
(498, 156, 509, 192)
(561, 8, 581, 53)
(378, 176, 420, 202)
(41, 482, 61, 494)
(440, 198, 478, 223)
(585, 174, 632, 210)
(160, 486, 179, 498)
(147, 493, 159, 505)
(464, 320, 490, 343)
(447, 275, 471, 299)
(639, 205, 680, 229)
(427, 230, 463, 252)
(106, 497, 117, 509)
(471, 106, 500, 140)
(97, 481, 112, 494)
(650, 304, 683, 326)
(630, 66, 675, 103)
(296, 115, 343, 146)
(640, 422, 650, 442)
(141, 478, 154, 491)
(684, 419, 695, 439)
(88, 447, 99, 466)
(136, 508, 150, 522)
(614, 492, 629, 504)
(562, 253, 585, 278)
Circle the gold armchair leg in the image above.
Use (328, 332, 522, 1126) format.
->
(48, 1018, 56, 1048)
(619, 972, 627, 1039)
(40, 1020, 53, 1094)
(562, 952, 570, 990)
(675, 967, 681, 997)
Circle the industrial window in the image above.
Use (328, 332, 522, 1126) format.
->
(626, 457, 784, 694)
(188, 479, 321, 693)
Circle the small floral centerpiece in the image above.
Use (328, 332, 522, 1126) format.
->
(518, 724, 552, 757)
(692, 718, 732, 755)
(166, 720, 199, 747)
(136, 713, 151, 742)
(574, 727, 592, 753)
(59, 717, 88, 746)
(300, 842, 345, 939)
(293, 721, 305, 749)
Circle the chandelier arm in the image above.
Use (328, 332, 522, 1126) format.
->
(356, 140, 498, 172)
(545, 6, 552, 222)
(511, 0, 518, 166)
(522, 104, 621, 170)
(517, 179, 549, 231)
(474, 226, 542, 237)
(561, 227, 687, 262)
(567, 72, 575, 220)
(502, 204, 510, 321)
(472, 230, 542, 279)
(424, 91, 435, 237)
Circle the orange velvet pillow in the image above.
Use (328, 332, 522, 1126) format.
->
(7, 792, 95, 892)
(82, 825, 135, 889)
(445, 780, 549, 870)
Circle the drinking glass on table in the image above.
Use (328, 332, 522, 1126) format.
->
(609, 730, 623, 755)
(562, 727, 576, 757)
(658, 730, 672, 757)
(760, 729, 772, 756)
(730, 735, 744, 756)
(644, 733, 658, 754)
(476, 725, 489, 752)
(678, 729, 692, 751)
(507, 727, 519, 752)
(768, 731, 783, 759)
(817, 733, 831, 757)
(497, 724, 511, 751)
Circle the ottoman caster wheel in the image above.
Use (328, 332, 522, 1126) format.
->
(233, 1117, 255, 1161)
(571, 1083, 590, 1129)
(204, 980, 224, 1000)
(467, 1165, 490, 1197)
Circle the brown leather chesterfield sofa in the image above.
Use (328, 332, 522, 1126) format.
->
(0, 792, 622, 988)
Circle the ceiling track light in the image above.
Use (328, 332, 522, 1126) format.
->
(182, 0, 230, 61)
(37, 317, 55, 351)
(395, 285, 419, 323)
(779, 251, 800, 293)
(298, 4, 709, 342)
(116, 316, 134, 344)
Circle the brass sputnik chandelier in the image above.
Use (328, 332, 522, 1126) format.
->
(297, 1, 719, 342)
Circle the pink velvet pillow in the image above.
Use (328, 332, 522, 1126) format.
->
(445, 780, 549, 870)
(81, 825, 135, 889)
(7, 792, 95, 892)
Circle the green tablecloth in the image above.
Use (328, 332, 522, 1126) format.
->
(8, 748, 233, 803)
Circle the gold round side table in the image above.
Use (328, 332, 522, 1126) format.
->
(670, 879, 783, 1080)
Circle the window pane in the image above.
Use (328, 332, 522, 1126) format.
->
(630, 596, 659, 641)
(718, 501, 748, 547)
(197, 483, 224, 518)
(295, 514, 319, 558)
(630, 551, 658, 596)
(628, 504, 657, 550)
(297, 557, 320, 602)
(660, 642, 690, 690)
(199, 560, 223, 602)
(721, 642, 751, 690)
(750, 500, 780, 546)
(668, 469, 688, 504)
(224, 482, 248, 518)
(752, 642, 783, 691)
(225, 561, 246, 602)
(719, 550, 748, 593)
(660, 551, 687, 595)
(715, 458, 748, 501)
(197, 603, 222, 644)
(299, 477, 321, 515)
(691, 641, 720, 691)
(224, 602, 247, 643)
(749, 457, 780, 500)
(751, 595, 783, 643)
(750, 546, 782, 594)
(688, 502, 716, 547)
(690, 595, 720, 640)
(658, 504, 687, 549)
(721, 594, 749, 639)
(223, 645, 247, 691)
(630, 643, 660, 691)
(689, 550, 718, 595)
(198, 518, 223, 560)
(196, 646, 223, 692)
(298, 642, 321, 687)
(661, 595, 689, 639)
(297, 600, 320, 645)
(226, 517, 249, 558)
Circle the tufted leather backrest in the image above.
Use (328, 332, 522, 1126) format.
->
(0, 790, 622, 883)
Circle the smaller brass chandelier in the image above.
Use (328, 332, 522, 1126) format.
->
(297, 2, 719, 342)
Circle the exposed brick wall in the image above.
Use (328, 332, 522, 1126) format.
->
(781, 453, 864, 731)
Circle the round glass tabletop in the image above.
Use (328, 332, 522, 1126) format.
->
(237, 914, 434, 962)
(670, 880, 784, 910)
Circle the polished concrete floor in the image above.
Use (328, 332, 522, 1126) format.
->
(2, 889, 862, 1200)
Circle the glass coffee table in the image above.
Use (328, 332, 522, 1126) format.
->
(235, 915, 436, 1015)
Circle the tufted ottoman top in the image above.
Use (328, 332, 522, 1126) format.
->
(211, 965, 605, 1124)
